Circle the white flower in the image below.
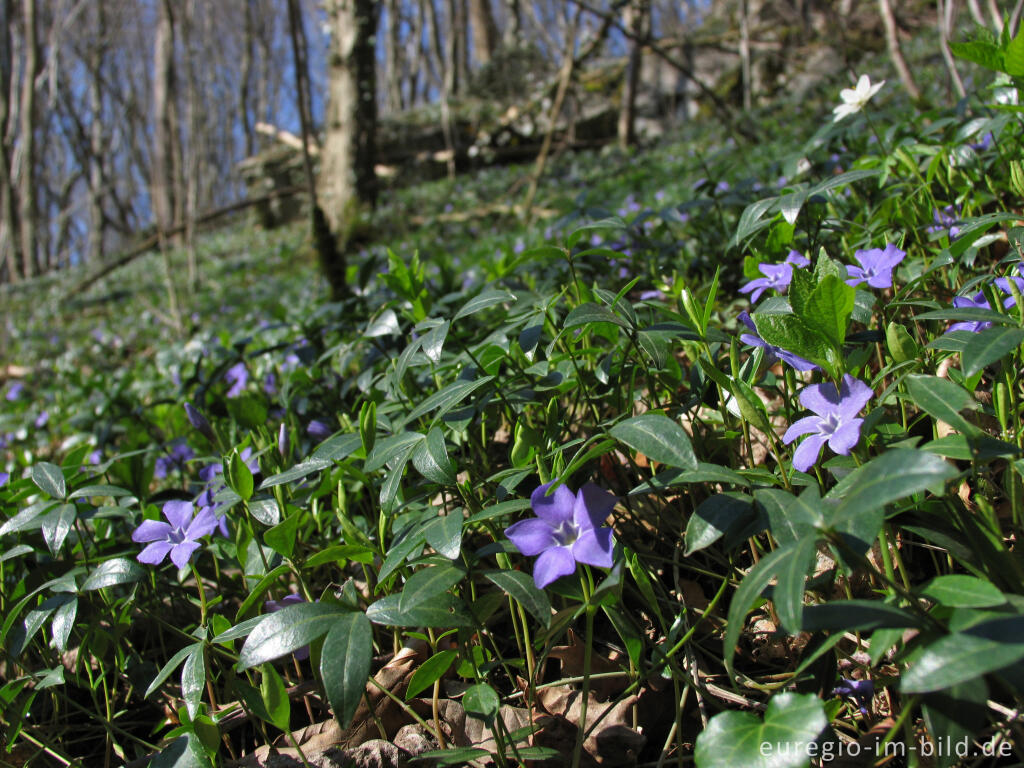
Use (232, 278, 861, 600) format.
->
(832, 75, 885, 122)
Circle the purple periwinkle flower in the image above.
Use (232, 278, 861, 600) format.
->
(946, 291, 992, 333)
(784, 250, 810, 269)
(34, 411, 49, 429)
(739, 256, 804, 303)
(927, 205, 961, 240)
(783, 375, 873, 472)
(224, 363, 249, 398)
(184, 402, 215, 441)
(995, 266, 1024, 307)
(832, 678, 874, 715)
(307, 419, 332, 440)
(504, 482, 616, 589)
(739, 312, 819, 372)
(154, 439, 195, 479)
(132, 500, 217, 569)
(0, 472, 9, 487)
(5, 381, 24, 401)
(845, 244, 905, 289)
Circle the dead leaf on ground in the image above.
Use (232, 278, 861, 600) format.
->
(535, 687, 645, 767)
(548, 629, 629, 700)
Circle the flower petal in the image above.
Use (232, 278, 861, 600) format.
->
(532, 546, 577, 588)
(137, 540, 174, 565)
(792, 433, 829, 473)
(163, 500, 194, 530)
(186, 506, 218, 539)
(572, 527, 614, 569)
(505, 518, 558, 556)
(530, 482, 575, 525)
(798, 381, 842, 417)
(170, 540, 202, 569)
(828, 418, 863, 456)
(838, 376, 873, 418)
(132, 520, 172, 543)
(573, 483, 617, 532)
(783, 415, 824, 444)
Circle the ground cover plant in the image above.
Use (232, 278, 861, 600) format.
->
(5, 30, 1024, 768)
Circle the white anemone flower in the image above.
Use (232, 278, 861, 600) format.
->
(832, 75, 885, 122)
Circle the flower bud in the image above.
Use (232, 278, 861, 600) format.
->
(278, 423, 290, 457)
(184, 402, 215, 442)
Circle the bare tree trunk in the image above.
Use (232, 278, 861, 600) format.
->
(239, 0, 255, 157)
(152, 0, 176, 236)
(469, 0, 498, 67)
(502, 0, 521, 48)
(427, 0, 457, 179)
(739, 0, 752, 110)
(936, 0, 966, 99)
(445, 0, 465, 96)
(386, 0, 404, 111)
(878, 0, 921, 101)
(88, 1, 106, 265)
(18, 0, 39, 279)
(618, 0, 647, 148)
(318, 0, 378, 299)
(0, 0, 17, 283)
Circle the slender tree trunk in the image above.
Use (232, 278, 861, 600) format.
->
(936, 0, 966, 99)
(879, 0, 922, 101)
(427, 0, 457, 178)
(239, 0, 255, 157)
(18, 0, 39, 279)
(318, 0, 378, 299)
(0, 0, 17, 283)
(618, 0, 647, 148)
(739, 0, 752, 110)
(152, 0, 176, 235)
(469, 0, 498, 67)
(502, 0, 521, 48)
(386, 0, 404, 111)
(88, 1, 106, 265)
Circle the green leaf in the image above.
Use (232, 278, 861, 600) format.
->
(423, 513, 463, 560)
(462, 682, 501, 724)
(260, 663, 290, 732)
(405, 376, 494, 424)
(248, 498, 281, 527)
(406, 650, 457, 700)
(905, 374, 981, 437)
(950, 39, 1004, 72)
(756, 487, 825, 546)
(30, 463, 66, 500)
(80, 557, 146, 591)
(629, 463, 749, 494)
(67, 484, 133, 500)
(920, 575, 1006, 608)
(453, 289, 516, 321)
(801, 275, 854, 350)
(609, 413, 698, 470)
(420, 321, 450, 363)
(182, 644, 205, 720)
(259, 459, 331, 490)
(146, 643, 197, 699)
(238, 602, 342, 670)
(264, 511, 301, 559)
(685, 493, 756, 556)
(959, 327, 1024, 378)
(886, 321, 920, 364)
(147, 734, 212, 768)
(752, 313, 831, 367)
(233, 564, 291, 620)
(563, 302, 633, 331)
(484, 570, 551, 628)
(723, 546, 793, 677)
(732, 197, 778, 245)
(365, 308, 400, 337)
(417, 748, 491, 766)
(828, 450, 957, 554)
(1003, 30, 1024, 76)
(901, 616, 1024, 693)
(50, 596, 77, 652)
(229, 450, 254, 501)
(365, 593, 474, 628)
(212, 615, 264, 645)
(365, 432, 425, 473)
(321, 612, 373, 728)
(310, 433, 362, 462)
(399, 565, 465, 613)
(801, 601, 921, 632)
(695, 692, 827, 768)
(41, 504, 76, 555)
(774, 536, 817, 633)
(411, 427, 456, 485)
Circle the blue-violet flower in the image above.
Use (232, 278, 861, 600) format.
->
(133, 500, 217, 568)
(845, 244, 905, 289)
(739, 313, 819, 372)
(783, 375, 872, 472)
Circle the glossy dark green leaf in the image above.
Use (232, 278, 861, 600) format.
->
(264, 511, 301, 559)
(0, 502, 53, 537)
(321, 611, 373, 728)
(423, 512, 462, 560)
(920, 575, 1006, 608)
(695, 693, 827, 768)
(901, 616, 1024, 693)
(732, 197, 778, 245)
(904, 375, 981, 436)
(365, 592, 474, 628)
(248, 497, 281, 526)
(229, 450, 254, 501)
(629, 463, 749, 494)
(724, 546, 793, 677)
(756, 487, 825, 546)
(50, 595, 77, 653)
(310, 433, 362, 462)
(959, 327, 1024, 378)
(801, 600, 921, 632)
(145, 643, 196, 698)
(563, 302, 633, 331)
(259, 459, 331, 490)
(30, 462, 66, 500)
(610, 413, 698, 470)
(182, 644, 205, 719)
(41, 504, 76, 555)
(80, 557, 146, 591)
(752, 312, 831, 366)
(365, 432, 425, 473)
(411, 427, 456, 485)
(238, 602, 342, 670)
(685, 493, 755, 556)
(212, 615, 264, 645)
(774, 536, 817, 634)
(399, 564, 465, 613)
(406, 649, 457, 700)
(453, 289, 516, 321)
(462, 682, 500, 724)
(405, 377, 495, 424)
(67, 484, 133, 500)
(484, 570, 551, 628)
(260, 663, 290, 732)
(801, 275, 854, 349)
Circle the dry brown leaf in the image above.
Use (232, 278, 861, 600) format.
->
(535, 687, 645, 767)
(547, 629, 629, 700)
